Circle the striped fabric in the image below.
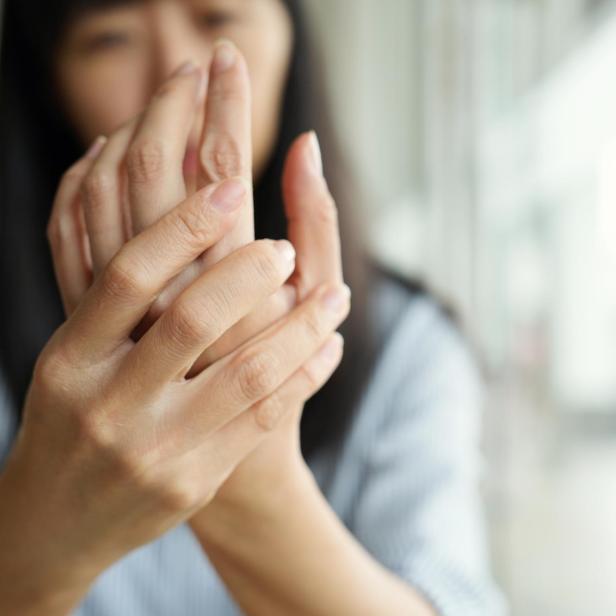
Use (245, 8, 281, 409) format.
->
(0, 274, 507, 615)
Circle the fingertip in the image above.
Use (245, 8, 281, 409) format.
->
(210, 38, 251, 79)
(306, 130, 323, 177)
(209, 176, 248, 212)
(85, 136, 107, 161)
(273, 239, 296, 264)
(211, 38, 237, 74)
(282, 131, 327, 196)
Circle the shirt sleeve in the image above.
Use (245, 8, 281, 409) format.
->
(350, 298, 508, 615)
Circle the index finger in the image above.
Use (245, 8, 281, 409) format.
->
(198, 39, 255, 267)
(65, 177, 249, 358)
(127, 61, 207, 233)
(282, 132, 344, 301)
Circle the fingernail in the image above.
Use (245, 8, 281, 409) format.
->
(212, 39, 236, 74)
(321, 284, 351, 313)
(318, 333, 344, 362)
(85, 136, 106, 160)
(274, 239, 296, 264)
(173, 60, 198, 77)
(210, 178, 246, 212)
(307, 131, 323, 177)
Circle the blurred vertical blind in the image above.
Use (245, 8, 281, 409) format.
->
(307, 0, 616, 413)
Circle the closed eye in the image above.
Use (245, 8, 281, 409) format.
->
(81, 31, 133, 53)
(197, 10, 238, 30)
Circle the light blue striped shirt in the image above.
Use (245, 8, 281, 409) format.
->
(0, 273, 507, 615)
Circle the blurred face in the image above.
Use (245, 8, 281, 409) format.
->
(54, 0, 293, 181)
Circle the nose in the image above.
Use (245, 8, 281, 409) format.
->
(148, 2, 211, 88)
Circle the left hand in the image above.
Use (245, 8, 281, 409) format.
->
(46, 40, 348, 525)
(194, 129, 346, 522)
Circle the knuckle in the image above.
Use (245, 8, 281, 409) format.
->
(96, 436, 162, 493)
(33, 348, 71, 395)
(298, 361, 324, 396)
(157, 479, 198, 512)
(201, 134, 245, 181)
(101, 254, 149, 302)
(172, 203, 213, 247)
(300, 308, 325, 345)
(110, 448, 155, 490)
(82, 169, 115, 208)
(31, 339, 84, 406)
(234, 349, 279, 402)
(126, 139, 168, 184)
(252, 391, 286, 431)
(196, 285, 233, 331)
(116, 453, 198, 513)
(74, 411, 116, 452)
(246, 241, 285, 286)
(164, 300, 210, 348)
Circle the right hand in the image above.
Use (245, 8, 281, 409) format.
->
(0, 156, 349, 614)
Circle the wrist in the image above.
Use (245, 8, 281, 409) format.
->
(191, 453, 318, 550)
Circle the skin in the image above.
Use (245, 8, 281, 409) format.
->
(0, 1, 435, 614)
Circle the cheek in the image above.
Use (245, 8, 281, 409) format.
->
(57, 60, 147, 145)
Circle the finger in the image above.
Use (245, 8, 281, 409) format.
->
(126, 239, 296, 385)
(130, 43, 254, 353)
(65, 177, 249, 357)
(48, 137, 106, 315)
(185, 333, 344, 485)
(198, 39, 254, 266)
(178, 282, 351, 437)
(82, 119, 137, 275)
(128, 61, 207, 233)
(282, 131, 344, 300)
(187, 283, 297, 377)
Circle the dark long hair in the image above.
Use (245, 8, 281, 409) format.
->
(0, 0, 409, 460)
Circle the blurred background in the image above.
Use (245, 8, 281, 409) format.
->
(305, 1, 616, 615)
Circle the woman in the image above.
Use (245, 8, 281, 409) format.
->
(0, 1, 505, 614)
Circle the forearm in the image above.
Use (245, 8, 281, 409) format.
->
(0, 462, 96, 616)
(192, 460, 435, 616)
(0, 575, 88, 616)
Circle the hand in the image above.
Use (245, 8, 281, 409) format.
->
(192, 128, 348, 524)
(49, 40, 349, 522)
(0, 65, 349, 616)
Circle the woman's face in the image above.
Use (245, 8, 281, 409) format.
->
(54, 0, 293, 181)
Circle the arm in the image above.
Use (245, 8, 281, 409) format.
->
(192, 299, 506, 616)
(0, 56, 348, 616)
(192, 456, 435, 616)
(350, 300, 506, 615)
